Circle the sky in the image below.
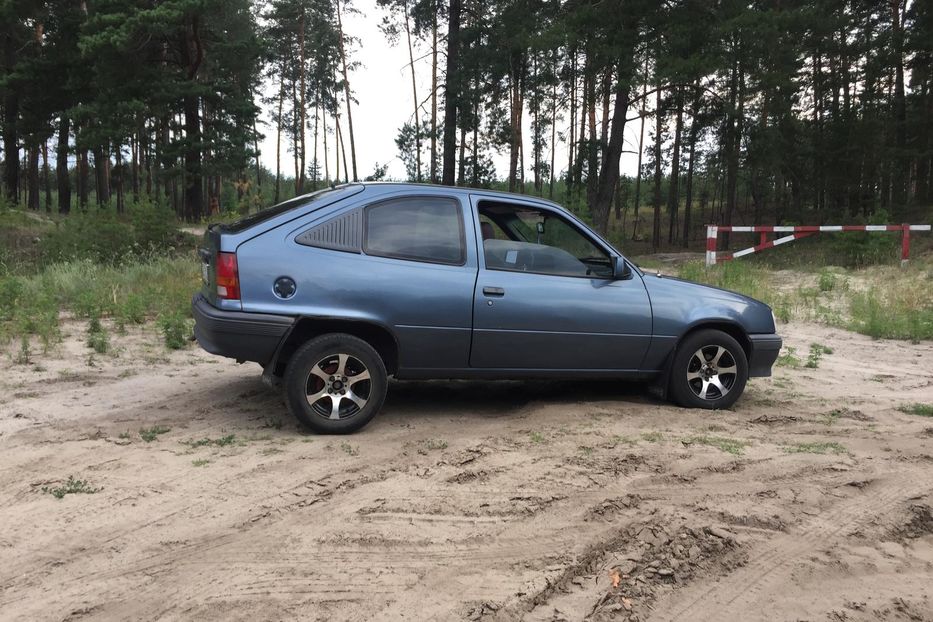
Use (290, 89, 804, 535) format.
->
(255, 3, 646, 184)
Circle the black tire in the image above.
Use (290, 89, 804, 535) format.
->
(284, 333, 388, 434)
(669, 329, 748, 410)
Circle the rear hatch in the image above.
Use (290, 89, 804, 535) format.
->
(198, 184, 366, 308)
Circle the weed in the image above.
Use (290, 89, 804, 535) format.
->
(897, 403, 933, 418)
(529, 431, 546, 444)
(260, 447, 283, 456)
(817, 270, 837, 292)
(640, 431, 664, 443)
(579, 445, 594, 456)
(340, 441, 359, 456)
(14, 336, 31, 365)
(776, 346, 800, 368)
(43, 476, 101, 499)
(183, 434, 237, 448)
(158, 312, 192, 350)
(260, 417, 284, 430)
(805, 343, 832, 368)
(139, 425, 171, 442)
(191, 459, 211, 467)
(118, 431, 131, 439)
(821, 409, 843, 425)
(685, 435, 748, 455)
(783, 441, 848, 455)
(86, 318, 110, 354)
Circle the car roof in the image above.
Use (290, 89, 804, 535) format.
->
(355, 182, 567, 211)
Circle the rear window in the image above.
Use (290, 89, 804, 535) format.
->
(363, 197, 464, 265)
(215, 186, 358, 234)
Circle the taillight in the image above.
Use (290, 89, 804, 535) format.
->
(216, 252, 240, 300)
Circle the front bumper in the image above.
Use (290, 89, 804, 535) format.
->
(747, 333, 782, 377)
(191, 294, 294, 366)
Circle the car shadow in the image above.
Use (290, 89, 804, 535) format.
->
(380, 378, 662, 421)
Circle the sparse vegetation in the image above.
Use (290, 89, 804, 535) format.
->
(783, 441, 849, 455)
(529, 431, 546, 444)
(805, 343, 833, 368)
(340, 441, 359, 456)
(640, 431, 664, 443)
(684, 435, 748, 455)
(897, 403, 933, 418)
(86, 317, 110, 354)
(43, 476, 101, 499)
(776, 347, 800, 368)
(191, 459, 211, 467)
(139, 425, 171, 442)
(419, 438, 448, 452)
(183, 434, 237, 448)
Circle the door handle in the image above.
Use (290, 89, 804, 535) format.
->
(482, 286, 505, 297)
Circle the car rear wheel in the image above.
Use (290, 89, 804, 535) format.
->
(669, 329, 748, 410)
(284, 333, 387, 434)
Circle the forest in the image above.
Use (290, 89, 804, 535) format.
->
(0, 0, 931, 251)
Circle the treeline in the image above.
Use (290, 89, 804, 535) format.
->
(1, 0, 931, 251)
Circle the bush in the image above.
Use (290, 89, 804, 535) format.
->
(159, 312, 193, 350)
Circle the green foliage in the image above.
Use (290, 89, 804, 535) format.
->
(43, 476, 102, 499)
(158, 312, 193, 350)
(86, 318, 110, 354)
(897, 404, 933, 417)
(776, 347, 800, 368)
(805, 343, 832, 369)
(139, 425, 171, 442)
(783, 441, 848, 455)
(684, 435, 748, 455)
(848, 287, 933, 341)
(183, 435, 237, 448)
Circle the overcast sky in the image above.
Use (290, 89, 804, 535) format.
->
(256, 5, 645, 184)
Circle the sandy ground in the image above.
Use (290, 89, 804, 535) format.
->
(1, 320, 932, 622)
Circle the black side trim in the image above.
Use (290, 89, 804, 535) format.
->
(192, 294, 294, 366)
(748, 333, 782, 377)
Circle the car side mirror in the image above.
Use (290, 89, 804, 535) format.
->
(612, 256, 632, 280)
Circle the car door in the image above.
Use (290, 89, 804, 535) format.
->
(469, 196, 652, 371)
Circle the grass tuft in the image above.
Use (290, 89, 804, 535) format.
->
(897, 403, 933, 418)
(684, 435, 748, 455)
(139, 425, 171, 442)
(783, 441, 848, 455)
(43, 475, 102, 499)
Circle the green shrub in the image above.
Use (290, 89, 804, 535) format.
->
(86, 318, 110, 354)
(159, 312, 193, 349)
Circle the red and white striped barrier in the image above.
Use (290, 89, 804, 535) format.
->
(705, 224, 931, 267)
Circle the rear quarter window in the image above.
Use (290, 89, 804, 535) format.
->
(363, 197, 465, 265)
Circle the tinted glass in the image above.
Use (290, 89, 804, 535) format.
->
(364, 198, 464, 265)
(217, 185, 359, 233)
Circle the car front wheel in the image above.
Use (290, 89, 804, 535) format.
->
(669, 329, 748, 410)
(284, 333, 388, 434)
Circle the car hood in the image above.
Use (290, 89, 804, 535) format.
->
(639, 272, 776, 335)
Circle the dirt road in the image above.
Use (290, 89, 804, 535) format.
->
(1, 321, 932, 621)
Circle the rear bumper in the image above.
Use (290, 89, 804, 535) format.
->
(747, 333, 782, 377)
(191, 294, 294, 366)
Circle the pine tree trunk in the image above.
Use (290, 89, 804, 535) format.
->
(631, 57, 648, 240)
(430, 1, 438, 183)
(57, 115, 71, 214)
(681, 85, 700, 248)
(298, 10, 307, 194)
(403, 0, 421, 181)
(26, 146, 39, 211)
(336, 0, 358, 181)
(42, 139, 51, 212)
(651, 86, 663, 250)
(2, 34, 18, 204)
(441, 0, 461, 185)
(275, 79, 283, 203)
(667, 88, 684, 244)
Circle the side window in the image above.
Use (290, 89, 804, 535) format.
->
(479, 202, 611, 278)
(363, 197, 465, 265)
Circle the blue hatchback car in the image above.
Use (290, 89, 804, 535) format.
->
(193, 183, 781, 433)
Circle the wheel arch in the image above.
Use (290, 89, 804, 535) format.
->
(269, 316, 400, 378)
(652, 320, 751, 400)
